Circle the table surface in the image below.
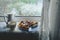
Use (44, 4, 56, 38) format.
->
(0, 22, 40, 40)
(0, 22, 41, 33)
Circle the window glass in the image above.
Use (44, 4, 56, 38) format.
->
(3, 0, 43, 16)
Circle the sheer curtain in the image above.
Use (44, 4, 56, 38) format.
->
(41, 0, 50, 40)
(49, 0, 60, 40)
(41, 0, 60, 40)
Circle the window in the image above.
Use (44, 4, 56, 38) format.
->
(2, 0, 43, 16)
(0, 0, 43, 33)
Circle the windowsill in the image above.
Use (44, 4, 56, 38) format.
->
(0, 32, 39, 40)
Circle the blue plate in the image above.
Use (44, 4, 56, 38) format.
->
(19, 27, 29, 32)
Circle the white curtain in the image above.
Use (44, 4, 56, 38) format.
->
(41, 0, 60, 40)
(41, 0, 50, 40)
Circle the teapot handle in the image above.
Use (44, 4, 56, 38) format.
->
(4, 16, 8, 24)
